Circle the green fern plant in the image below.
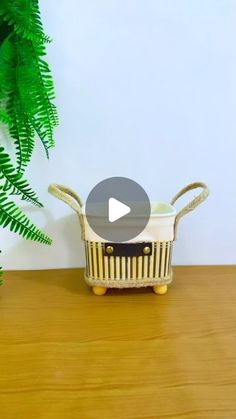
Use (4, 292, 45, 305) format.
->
(0, 0, 58, 281)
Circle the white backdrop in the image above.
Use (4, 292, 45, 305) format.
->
(1, 0, 236, 269)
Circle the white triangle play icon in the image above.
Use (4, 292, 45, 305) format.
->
(108, 198, 131, 223)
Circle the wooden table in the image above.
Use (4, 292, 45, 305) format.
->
(0, 266, 236, 419)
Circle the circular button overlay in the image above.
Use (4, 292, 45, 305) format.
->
(85, 177, 151, 242)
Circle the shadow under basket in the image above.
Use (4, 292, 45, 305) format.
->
(49, 182, 209, 296)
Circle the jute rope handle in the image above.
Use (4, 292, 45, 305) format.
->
(170, 182, 209, 240)
(48, 184, 85, 239)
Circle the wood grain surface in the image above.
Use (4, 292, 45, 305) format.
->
(0, 266, 236, 419)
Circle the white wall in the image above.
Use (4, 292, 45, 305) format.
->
(1, 0, 236, 269)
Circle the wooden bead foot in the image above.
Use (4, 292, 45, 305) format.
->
(92, 286, 107, 296)
(153, 284, 168, 295)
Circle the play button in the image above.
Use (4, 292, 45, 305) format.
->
(108, 198, 131, 223)
(85, 177, 151, 242)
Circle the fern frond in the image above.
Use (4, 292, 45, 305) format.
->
(0, 107, 11, 125)
(0, 35, 36, 170)
(0, 33, 14, 100)
(0, 21, 11, 46)
(0, 14, 58, 163)
(18, 38, 58, 151)
(0, 0, 56, 264)
(7, 92, 35, 170)
(0, 191, 51, 244)
(0, 0, 50, 43)
(0, 146, 43, 207)
(1, 33, 58, 159)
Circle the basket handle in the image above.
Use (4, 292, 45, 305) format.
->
(48, 184, 85, 239)
(170, 182, 209, 240)
(48, 184, 83, 215)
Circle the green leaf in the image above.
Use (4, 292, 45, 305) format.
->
(0, 107, 11, 125)
(0, 35, 36, 170)
(7, 91, 36, 170)
(0, 145, 43, 207)
(0, 0, 51, 43)
(0, 1, 57, 253)
(18, 37, 58, 151)
(0, 32, 58, 165)
(0, 191, 52, 245)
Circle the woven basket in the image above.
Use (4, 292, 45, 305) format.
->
(49, 182, 209, 295)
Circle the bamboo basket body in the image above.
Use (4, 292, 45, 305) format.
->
(48, 182, 209, 292)
(82, 207, 176, 288)
(84, 240, 173, 288)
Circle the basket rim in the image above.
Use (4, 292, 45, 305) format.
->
(81, 201, 177, 218)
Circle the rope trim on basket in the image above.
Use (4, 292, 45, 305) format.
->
(84, 273, 173, 288)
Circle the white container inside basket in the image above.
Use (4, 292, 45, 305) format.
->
(81, 202, 177, 243)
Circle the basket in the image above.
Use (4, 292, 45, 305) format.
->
(49, 182, 209, 295)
